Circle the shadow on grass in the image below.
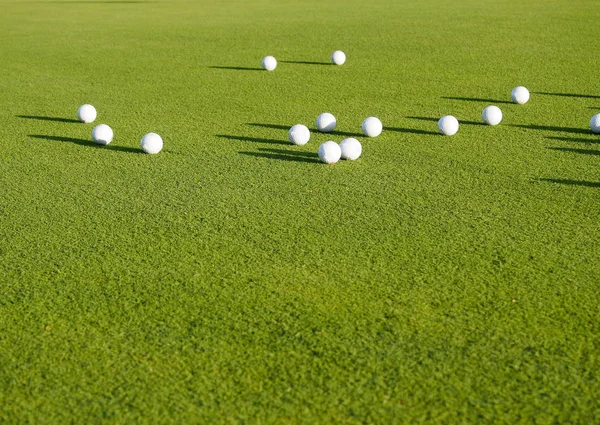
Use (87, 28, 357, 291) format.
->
(248, 123, 289, 131)
(441, 96, 513, 105)
(209, 66, 262, 71)
(537, 178, 600, 188)
(239, 148, 319, 164)
(29, 134, 139, 153)
(18, 115, 80, 123)
(280, 60, 331, 66)
(387, 127, 438, 136)
(405, 116, 438, 123)
(532, 92, 600, 100)
(328, 130, 364, 138)
(33, 1, 155, 3)
(406, 115, 485, 126)
(388, 117, 438, 135)
(247, 123, 362, 138)
(545, 136, 599, 144)
(216, 134, 287, 145)
(507, 123, 589, 135)
(546, 147, 600, 156)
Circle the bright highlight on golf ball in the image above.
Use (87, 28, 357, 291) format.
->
(288, 124, 310, 145)
(318, 141, 341, 164)
(261, 56, 277, 71)
(141, 132, 163, 154)
(331, 50, 346, 65)
(438, 115, 459, 136)
(511, 86, 530, 104)
(316, 112, 336, 133)
(590, 114, 600, 134)
(340, 138, 362, 160)
(77, 104, 97, 124)
(91, 124, 113, 145)
(361, 117, 383, 137)
(482, 106, 503, 126)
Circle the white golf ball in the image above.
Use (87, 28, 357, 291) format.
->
(331, 50, 346, 65)
(316, 112, 336, 133)
(141, 132, 163, 154)
(318, 141, 341, 164)
(77, 104, 97, 123)
(590, 114, 600, 134)
(438, 115, 459, 136)
(340, 138, 362, 160)
(261, 56, 277, 71)
(361, 117, 383, 137)
(288, 124, 310, 145)
(511, 86, 530, 104)
(482, 106, 503, 126)
(91, 124, 113, 145)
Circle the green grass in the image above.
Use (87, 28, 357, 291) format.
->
(1, 0, 599, 423)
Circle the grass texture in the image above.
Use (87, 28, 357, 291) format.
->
(1, 0, 599, 423)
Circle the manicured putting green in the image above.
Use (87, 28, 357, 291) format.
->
(1, 0, 599, 423)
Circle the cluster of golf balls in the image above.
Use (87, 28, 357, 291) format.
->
(437, 87, 528, 136)
(437, 87, 600, 136)
(257, 52, 594, 141)
(261, 50, 378, 164)
(261, 50, 346, 71)
(281, 86, 531, 163)
(77, 104, 163, 154)
(287, 114, 383, 164)
(78, 56, 600, 165)
(258, 52, 599, 164)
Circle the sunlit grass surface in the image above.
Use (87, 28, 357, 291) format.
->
(1, 0, 599, 423)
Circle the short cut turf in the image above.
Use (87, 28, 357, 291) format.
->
(1, 0, 599, 423)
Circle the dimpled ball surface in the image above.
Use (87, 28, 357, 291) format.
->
(91, 124, 114, 145)
(141, 132, 163, 154)
(438, 115, 459, 136)
(318, 141, 341, 164)
(316, 113, 336, 133)
(482, 106, 503, 126)
(361, 117, 383, 137)
(77, 104, 97, 123)
(340, 138, 362, 160)
(590, 114, 600, 134)
(331, 50, 346, 65)
(261, 56, 277, 71)
(288, 124, 310, 145)
(511, 86, 530, 104)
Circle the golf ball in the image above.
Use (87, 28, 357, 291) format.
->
(340, 138, 362, 160)
(288, 124, 310, 145)
(361, 117, 383, 137)
(482, 106, 503, 126)
(141, 132, 163, 154)
(316, 112, 336, 133)
(511, 86, 530, 104)
(77, 104, 97, 123)
(331, 50, 346, 65)
(318, 141, 341, 164)
(91, 124, 113, 145)
(438, 115, 459, 136)
(261, 56, 277, 71)
(591, 114, 600, 134)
